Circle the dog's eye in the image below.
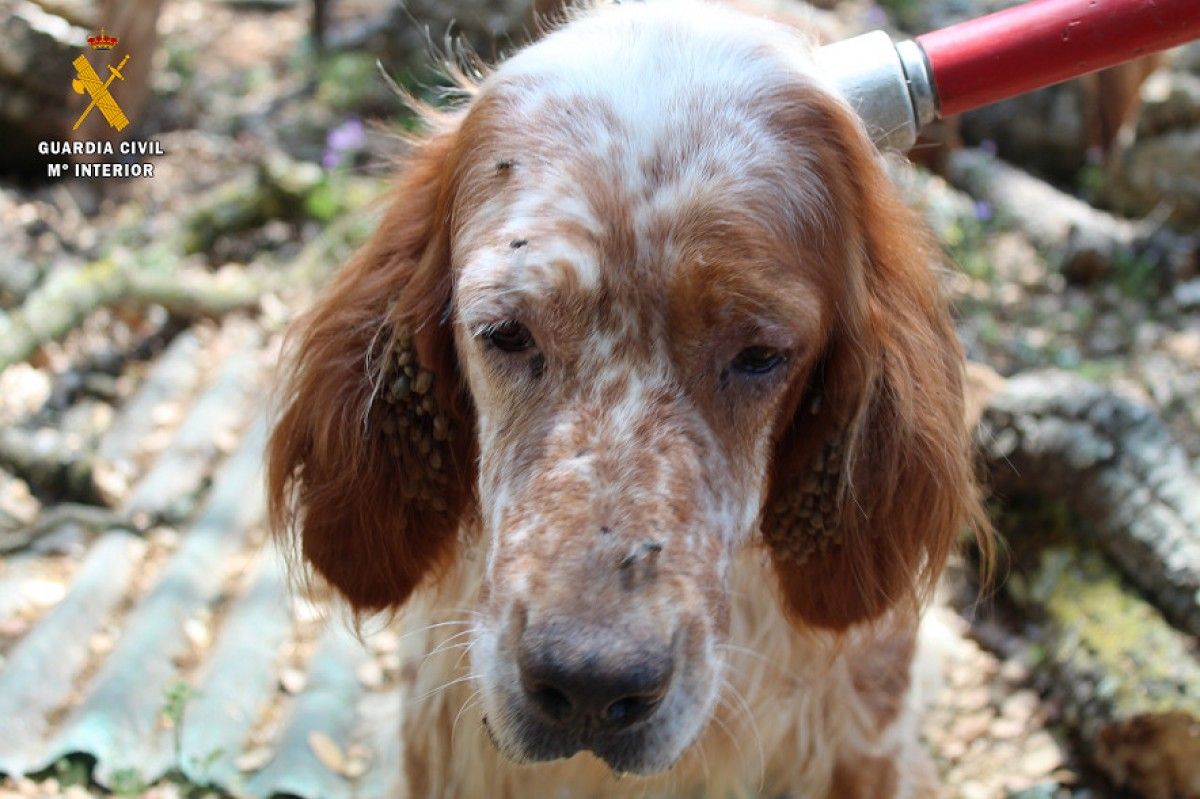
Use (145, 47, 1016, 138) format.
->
(731, 346, 785, 375)
(483, 320, 535, 353)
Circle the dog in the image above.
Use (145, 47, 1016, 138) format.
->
(268, 2, 988, 795)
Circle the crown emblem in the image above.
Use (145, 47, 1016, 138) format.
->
(87, 28, 119, 50)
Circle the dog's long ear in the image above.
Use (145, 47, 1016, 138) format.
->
(267, 114, 477, 614)
(762, 90, 988, 630)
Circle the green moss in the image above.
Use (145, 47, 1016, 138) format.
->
(1069, 359, 1122, 382)
(1075, 163, 1107, 205)
(316, 53, 386, 114)
(943, 215, 999, 282)
(36, 755, 93, 790)
(164, 39, 199, 84)
(1028, 545, 1200, 717)
(110, 768, 149, 797)
(1109, 251, 1163, 300)
(182, 157, 383, 256)
(990, 494, 1200, 725)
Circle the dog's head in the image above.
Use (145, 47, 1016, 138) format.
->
(268, 1, 983, 776)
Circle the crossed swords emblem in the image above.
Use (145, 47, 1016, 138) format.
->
(71, 52, 131, 131)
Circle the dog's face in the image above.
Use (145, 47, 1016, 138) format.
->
(269, 1, 981, 778)
(455, 93, 828, 773)
(452, 17, 837, 769)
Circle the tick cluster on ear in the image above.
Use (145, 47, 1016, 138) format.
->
(376, 327, 456, 514)
(763, 394, 847, 565)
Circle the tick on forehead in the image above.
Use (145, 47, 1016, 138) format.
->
(460, 236, 602, 304)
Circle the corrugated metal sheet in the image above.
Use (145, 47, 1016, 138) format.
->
(0, 320, 404, 798)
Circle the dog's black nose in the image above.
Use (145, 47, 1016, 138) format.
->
(517, 623, 674, 730)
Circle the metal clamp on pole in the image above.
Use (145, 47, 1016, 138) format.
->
(818, 0, 1200, 152)
(815, 30, 930, 152)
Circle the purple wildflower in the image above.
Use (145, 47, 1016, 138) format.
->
(323, 118, 367, 169)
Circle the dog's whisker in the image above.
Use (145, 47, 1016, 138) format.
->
(415, 672, 481, 705)
(692, 735, 712, 789)
(434, 607, 484, 620)
(716, 642, 806, 685)
(452, 639, 476, 671)
(423, 627, 475, 657)
(707, 700, 748, 776)
(721, 675, 766, 795)
(421, 640, 471, 668)
(451, 688, 483, 744)
(398, 618, 474, 643)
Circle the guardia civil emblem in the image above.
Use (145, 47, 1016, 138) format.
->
(71, 29, 131, 132)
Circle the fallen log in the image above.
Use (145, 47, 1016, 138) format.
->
(0, 151, 379, 372)
(1002, 543, 1200, 799)
(0, 426, 100, 505)
(0, 503, 123, 555)
(0, 259, 265, 372)
(182, 153, 325, 255)
(0, 135, 386, 374)
(972, 367, 1200, 797)
(946, 148, 1195, 285)
(977, 369, 1200, 639)
(0, 217, 369, 374)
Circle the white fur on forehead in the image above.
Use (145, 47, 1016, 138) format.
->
(486, 0, 840, 176)
(452, 1, 846, 307)
(498, 1, 829, 95)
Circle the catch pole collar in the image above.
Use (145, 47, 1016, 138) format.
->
(818, 0, 1200, 152)
(816, 30, 935, 152)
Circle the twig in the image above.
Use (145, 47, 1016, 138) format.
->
(0, 502, 125, 554)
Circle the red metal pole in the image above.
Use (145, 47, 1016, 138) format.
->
(917, 0, 1200, 118)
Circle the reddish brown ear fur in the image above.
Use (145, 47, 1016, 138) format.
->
(763, 94, 989, 630)
(267, 116, 478, 614)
